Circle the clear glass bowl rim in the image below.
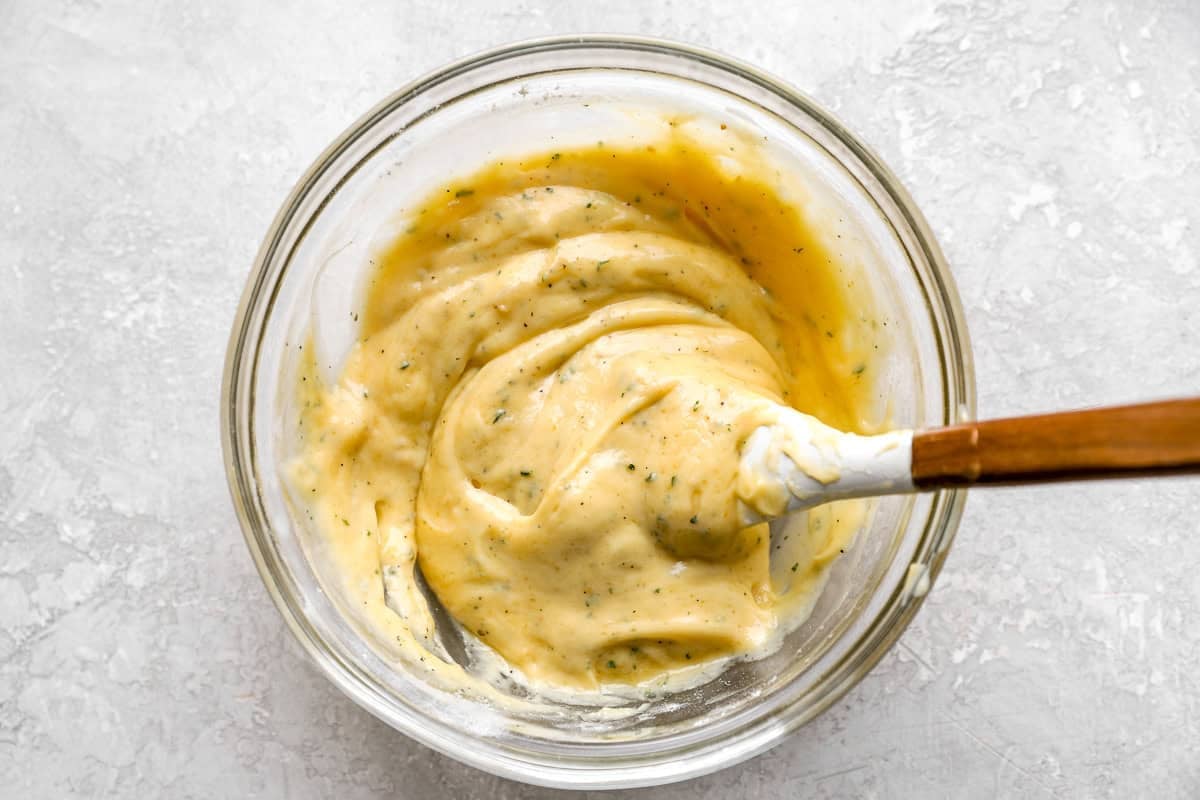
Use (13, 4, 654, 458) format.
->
(221, 34, 976, 790)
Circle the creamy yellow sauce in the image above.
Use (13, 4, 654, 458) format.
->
(289, 127, 885, 693)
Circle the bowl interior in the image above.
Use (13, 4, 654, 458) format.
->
(225, 38, 971, 789)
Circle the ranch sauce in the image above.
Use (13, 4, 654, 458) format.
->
(289, 125, 886, 693)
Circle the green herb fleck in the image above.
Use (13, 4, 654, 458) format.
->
(341, 518, 349, 526)
(520, 470, 532, 477)
(689, 515, 699, 525)
(852, 363, 866, 375)
(627, 463, 636, 471)
(454, 188, 474, 198)
(606, 660, 617, 669)
(791, 562, 799, 572)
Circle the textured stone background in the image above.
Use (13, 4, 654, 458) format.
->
(3, 1, 1199, 797)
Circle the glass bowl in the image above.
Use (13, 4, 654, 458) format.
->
(221, 35, 974, 789)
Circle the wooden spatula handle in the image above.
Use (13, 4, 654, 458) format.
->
(911, 398, 1200, 489)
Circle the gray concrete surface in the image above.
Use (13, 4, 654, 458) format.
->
(3, 1, 1199, 797)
